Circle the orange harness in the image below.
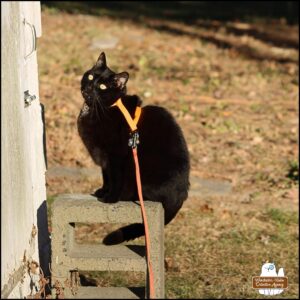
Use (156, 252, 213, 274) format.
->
(111, 98, 155, 299)
(111, 98, 142, 132)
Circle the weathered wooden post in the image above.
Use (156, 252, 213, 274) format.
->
(1, 1, 49, 298)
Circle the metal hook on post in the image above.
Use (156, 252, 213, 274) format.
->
(23, 18, 37, 60)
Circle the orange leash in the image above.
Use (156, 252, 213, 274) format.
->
(133, 148, 155, 299)
(111, 98, 155, 299)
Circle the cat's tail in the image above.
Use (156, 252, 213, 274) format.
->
(102, 223, 145, 245)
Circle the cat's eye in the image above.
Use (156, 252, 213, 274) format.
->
(99, 84, 107, 90)
(88, 74, 94, 80)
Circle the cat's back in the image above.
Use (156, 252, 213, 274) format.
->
(138, 104, 190, 208)
(139, 105, 189, 163)
(141, 105, 179, 131)
(140, 105, 184, 139)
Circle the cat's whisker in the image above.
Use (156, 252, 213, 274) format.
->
(98, 98, 108, 121)
(99, 101, 104, 116)
(102, 104, 111, 121)
(95, 101, 102, 122)
(96, 101, 103, 120)
(93, 100, 99, 121)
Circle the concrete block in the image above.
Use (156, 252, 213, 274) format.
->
(64, 287, 145, 299)
(52, 194, 162, 224)
(51, 194, 164, 299)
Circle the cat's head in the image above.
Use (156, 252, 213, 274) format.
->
(81, 52, 129, 107)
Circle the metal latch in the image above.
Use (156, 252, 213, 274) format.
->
(128, 131, 140, 148)
(24, 90, 36, 106)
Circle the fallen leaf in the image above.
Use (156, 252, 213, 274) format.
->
(200, 204, 214, 213)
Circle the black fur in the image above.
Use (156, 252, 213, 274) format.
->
(77, 52, 190, 245)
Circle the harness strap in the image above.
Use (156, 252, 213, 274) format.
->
(111, 98, 141, 131)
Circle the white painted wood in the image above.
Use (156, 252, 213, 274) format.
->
(1, 1, 47, 298)
(20, 0, 47, 224)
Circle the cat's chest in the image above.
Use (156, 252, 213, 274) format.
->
(78, 103, 117, 144)
(77, 103, 97, 132)
(77, 103, 97, 142)
(78, 103, 90, 119)
(77, 103, 128, 156)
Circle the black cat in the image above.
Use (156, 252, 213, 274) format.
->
(77, 52, 190, 245)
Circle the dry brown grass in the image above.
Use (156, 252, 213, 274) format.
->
(40, 6, 298, 298)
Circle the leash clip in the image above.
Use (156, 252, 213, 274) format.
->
(128, 131, 140, 148)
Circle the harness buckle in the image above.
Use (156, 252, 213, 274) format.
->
(128, 131, 140, 148)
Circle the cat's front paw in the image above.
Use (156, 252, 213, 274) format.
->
(93, 187, 108, 198)
(101, 194, 119, 203)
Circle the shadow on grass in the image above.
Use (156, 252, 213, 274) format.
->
(42, 1, 299, 63)
(42, 1, 298, 24)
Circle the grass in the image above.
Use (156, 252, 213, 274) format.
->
(163, 208, 299, 298)
(46, 195, 55, 219)
(79, 271, 145, 287)
(287, 160, 299, 182)
(40, 6, 299, 298)
(266, 208, 298, 226)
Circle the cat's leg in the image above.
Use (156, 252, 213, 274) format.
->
(94, 168, 109, 198)
(101, 156, 124, 203)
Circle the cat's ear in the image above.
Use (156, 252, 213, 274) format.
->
(114, 72, 129, 88)
(95, 52, 107, 68)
